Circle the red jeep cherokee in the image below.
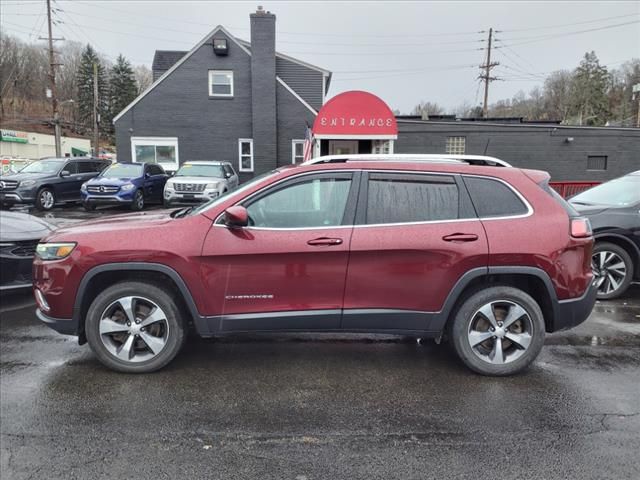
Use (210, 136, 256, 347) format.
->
(33, 155, 597, 375)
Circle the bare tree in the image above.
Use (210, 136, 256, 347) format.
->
(133, 65, 153, 94)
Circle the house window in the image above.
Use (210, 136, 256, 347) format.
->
(446, 136, 466, 155)
(587, 155, 607, 171)
(208, 70, 233, 97)
(292, 140, 305, 164)
(238, 139, 253, 172)
(131, 137, 179, 170)
(372, 140, 392, 154)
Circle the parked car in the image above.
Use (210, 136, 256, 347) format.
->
(0, 210, 54, 291)
(163, 161, 239, 207)
(0, 157, 110, 211)
(33, 154, 596, 376)
(81, 162, 169, 211)
(569, 170, 640, 299)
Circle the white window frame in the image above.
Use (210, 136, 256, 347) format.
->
(208, 70, 234, 97)
(446, 136, 466, 155)
(238, 138, 254, 172)
(130, 137, 179, 171)
(291, 139, 305, 164)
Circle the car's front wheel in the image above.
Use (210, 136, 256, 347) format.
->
(130, 190, 145, 211)
(83, 202, 96, 211)
(35, 187, 56, 211)
(592, 242, 633, 300)
(450, 286, 545, 376)
(85, 281, 187, 373)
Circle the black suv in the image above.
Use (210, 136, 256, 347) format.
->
(0, 157, 110, 211)
(570, 170, 640, 299)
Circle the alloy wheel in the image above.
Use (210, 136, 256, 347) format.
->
(99, 296, 169, 363)
(591, 251, 627, 296)
(467, 300, 534, 365)
(40, 190, 54, 209)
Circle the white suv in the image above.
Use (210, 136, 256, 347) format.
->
(163, 161, 239, 207)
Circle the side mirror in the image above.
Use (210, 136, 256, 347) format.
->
(60, 170, 71, 177)
(225, 172, 232, 179)
(144, 172, 151, 178)
(223, 205, 248, 228)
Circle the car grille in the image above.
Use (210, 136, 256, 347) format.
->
(174, 183, 206, 192)
(0, 240, 38, 258)
(87, 185, 120, 194)
(0, 180, 19, 191)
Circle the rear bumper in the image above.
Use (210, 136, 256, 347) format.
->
(550, 280, 598, 332)
(36, 308, 78, 336)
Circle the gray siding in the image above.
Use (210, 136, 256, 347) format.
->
(115, 31, 253, 175)
(276, 81, 316, 167)
(276, 57, 323, 111)
(396, 121, 640, 182)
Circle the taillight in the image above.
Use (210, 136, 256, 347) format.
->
(570, 217, 592, 238)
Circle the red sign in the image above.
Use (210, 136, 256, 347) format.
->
(313, 91, 398, 139)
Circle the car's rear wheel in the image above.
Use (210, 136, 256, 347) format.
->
(85, 282, 186, 373)
(130, 190, 144, 211)
(592, 242, 633, 300)
(35, 187, 55, 211)
(450, 286, 545, 376)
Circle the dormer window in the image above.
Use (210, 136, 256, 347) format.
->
(208, 70, 234, 97)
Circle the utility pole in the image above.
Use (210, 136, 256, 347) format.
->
(44, 0, 62, 156)
(93, 62, 100, 157)
(479, 28, 500, 118)
(633, 83, 640, 128)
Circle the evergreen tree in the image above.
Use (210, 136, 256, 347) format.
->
(76, 44, 108, 135)
(570, 51, 611, 126)
(106, 54, 137, 133)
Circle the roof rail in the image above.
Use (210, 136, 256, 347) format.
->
(302, 154, 512, 167)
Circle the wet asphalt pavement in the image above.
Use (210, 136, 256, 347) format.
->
(1, 206, 640, 479)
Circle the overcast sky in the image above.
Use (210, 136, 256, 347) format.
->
(2, 0, 639, 113)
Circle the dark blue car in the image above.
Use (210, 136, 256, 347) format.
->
(81, 162, 168, 211)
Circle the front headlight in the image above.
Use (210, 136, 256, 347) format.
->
(81, 183, 87, 192)
(120, 183, 135, 191)
(206, 182, 220, 189)
(19, 180, 36, 187)
(165, 182, 174, 191)
(36, 242, 77, 261)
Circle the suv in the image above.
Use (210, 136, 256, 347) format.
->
(81, 162, 169, 211)
(569, 170, 640, 299)
(0, 157, 110, 211)
(163, 161, 239, 207)
(33, 155, 597, 375)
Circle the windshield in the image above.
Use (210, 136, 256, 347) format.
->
(101, 163, 143, 178)
(175, 164, 225, 178)
(189, 169, 280, 216)
(21, 160, 65, 174)
(570, 176, 640, 207)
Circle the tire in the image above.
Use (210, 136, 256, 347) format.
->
(592, 242, 634, 300)
(163, 199, 172, 208)
(449, 286, 545, 376)
(85, 281, 187, 373)
(83, 202, 96, 211)
(130, 189, 144, 211)
(35, 187, 56, 211)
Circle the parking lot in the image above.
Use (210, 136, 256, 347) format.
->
(1, 205, 639, 479)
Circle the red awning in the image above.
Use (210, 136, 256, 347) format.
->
(313, 91, 398, 139)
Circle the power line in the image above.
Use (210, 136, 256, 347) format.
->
(500, 12, 640, 32)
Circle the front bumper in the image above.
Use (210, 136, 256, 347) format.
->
(36, 308, 78, 336)
(164, 190, 219, 205)
(82, 193, 134, 205)
(550, 280, 598, 331)
(0, 189, 36, 205)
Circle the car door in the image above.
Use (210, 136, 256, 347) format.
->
(149, 164, 168, 202)
(199, 171, 359, 332)
(56, 160, 80, 200)
(342, 171, 488, 331)
(223, 164, 239, 189)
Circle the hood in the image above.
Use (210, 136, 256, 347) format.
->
(2, 171, 53, 182)
(0, 211, 55, 242)
(49, 210, 174, 238)
(569, 202, 610, 216)
(87, 176, 139, 186)
(168, 176, 224, 184)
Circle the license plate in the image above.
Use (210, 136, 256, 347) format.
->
(182, 194, 195, 199)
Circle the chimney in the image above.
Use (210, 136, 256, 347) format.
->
(250, 6, 277, 174)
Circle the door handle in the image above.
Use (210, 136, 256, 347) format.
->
(307, 237, 343, 246)
(442, 233, 479, 242)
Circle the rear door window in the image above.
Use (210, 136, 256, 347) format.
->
(463, 176, 529, 218)
(77, 161, 97, 173)
(365, 173, 460, 224)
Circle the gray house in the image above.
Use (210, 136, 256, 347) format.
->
(113, 7, 330, 180)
